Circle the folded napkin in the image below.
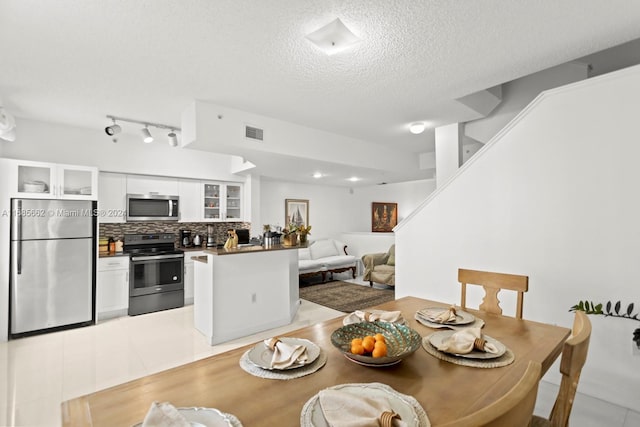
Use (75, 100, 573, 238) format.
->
(435, 328, 499, 355)
(422, 305, 457, 323)
(318, 389, 407, 427)
(142, 401, 190, 427)
(353, 310, 403, 323)
(264, 337, 309, 369)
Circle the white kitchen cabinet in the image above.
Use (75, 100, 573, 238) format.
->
(97, 256, 129, 320)
(202, 182, 243, 222)
(97, 172, 126, 223)
(183, 250, 204, 305)
(126, 175, 179, 196)
(178, 179, 201, 222)
(1, 159, 98, 200)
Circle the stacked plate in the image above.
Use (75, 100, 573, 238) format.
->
(426, 330, 507, 360)
(414, 307, 475, 328)
(300, 383, 430, 427)
(246, 337, 320, 370)
(134, 407, 243, 427)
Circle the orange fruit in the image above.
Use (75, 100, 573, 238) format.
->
(350, 344, 365, 355)
(372, 346, 388, 358)
(374, 340, 387, 350)
(374, 333, 386, 342)
(351, 338, 363, 346)
(362, 336, 375, 352)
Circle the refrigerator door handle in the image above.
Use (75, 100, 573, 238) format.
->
(16, 200, 22, 274)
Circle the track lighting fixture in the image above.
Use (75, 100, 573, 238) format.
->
(104, 118, 121, 136)
(167, 130, 178, 147)
(105, 115, 181, 147)
(141, 126, 153, 143)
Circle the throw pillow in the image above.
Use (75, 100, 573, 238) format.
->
(387, 246, 396, 266)
(310, 239, 339, 260)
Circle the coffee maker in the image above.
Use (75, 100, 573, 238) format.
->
(180, 229, 193, 247)
(206, 225, 216, 248)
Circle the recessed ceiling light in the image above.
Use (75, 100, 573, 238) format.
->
(348, 176, 360, 182)
(409, 122, 425, 134)
(313, 172, 323, 179)
(305, 18, 361, 55)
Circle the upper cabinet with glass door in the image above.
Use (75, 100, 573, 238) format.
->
(5, 159, 98, 200)
(202, 182, 242, 221)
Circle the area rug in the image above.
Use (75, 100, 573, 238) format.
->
(299, 281, 394, 313)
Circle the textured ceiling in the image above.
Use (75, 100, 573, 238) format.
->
(1, 0, 640, 186)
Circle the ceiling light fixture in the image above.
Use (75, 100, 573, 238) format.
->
(409, 122, 426, 134)
(313, 172, 323, 179)
(167, 130, 178, 147)
(105, 115, 181, 147)
(104, 118, 121, 136)
(348, 176, 360, 182)
(0, 105, 17, 142)
(305, 18, 361, 55)
(141, 126, 153, 143)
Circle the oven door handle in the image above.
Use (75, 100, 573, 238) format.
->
(130, 254, 184, 262)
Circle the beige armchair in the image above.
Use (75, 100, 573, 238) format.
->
(362, 244, 395, 287)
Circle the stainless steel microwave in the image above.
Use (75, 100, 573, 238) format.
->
(126, 194, 179, 221)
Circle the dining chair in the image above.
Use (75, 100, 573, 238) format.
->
(458, 268, 529, 319)
(530, 310, 592, 427)
(439, 360, 542, 427)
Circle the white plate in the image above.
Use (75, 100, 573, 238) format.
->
(343, 310, 407, 325)
(300, 383, 429, 427)
(416, 307, 475, 325)
(247, 337, 320, 370)
(134, 407, 242, 427)
(427, 330, 506, 359)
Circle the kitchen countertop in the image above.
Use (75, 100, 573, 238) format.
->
(203, 244, 301, 256)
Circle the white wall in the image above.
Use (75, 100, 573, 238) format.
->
(396, 65, 640, 411)
(259, 178, 435, 249)
(2, 118, 243, 181)
(465, 61, 589, 144)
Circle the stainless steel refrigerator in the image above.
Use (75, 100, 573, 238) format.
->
(10, 199, 96, 338)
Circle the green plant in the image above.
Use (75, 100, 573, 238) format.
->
(570, 300, 639, 321)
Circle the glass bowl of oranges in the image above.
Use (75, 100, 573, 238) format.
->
(330, 321, 422, 366)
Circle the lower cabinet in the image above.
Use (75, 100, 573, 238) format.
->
(184, 251, 204, 305)
(97, 256, 129, 320)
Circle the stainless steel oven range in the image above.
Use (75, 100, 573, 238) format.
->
(123, 233, 184, 316)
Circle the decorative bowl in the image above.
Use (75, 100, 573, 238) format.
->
(331, 321, 422, 366)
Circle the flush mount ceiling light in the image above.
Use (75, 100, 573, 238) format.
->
(305, 18, 361, 55)
(348, 176, 360, 182)
(409, 122, 426, 134)
(105, 115, 181, 147)
(0, 105, 17, 142)
(313, 172, 323, 179)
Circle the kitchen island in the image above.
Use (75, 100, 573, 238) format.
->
(192, 244, 300, 345)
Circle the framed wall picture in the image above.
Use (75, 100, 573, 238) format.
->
(285, 199, 309, 228)
(371, 202, 398, 232)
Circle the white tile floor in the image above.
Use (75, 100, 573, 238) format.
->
(0, 277, 637, 426)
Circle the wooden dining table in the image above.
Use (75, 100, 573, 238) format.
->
(61, 296, 570, 426)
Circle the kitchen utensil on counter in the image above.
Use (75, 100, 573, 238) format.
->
(193, 234, 202, 246)
(180, 229, 192, 247)
(206, 225, 216, 247)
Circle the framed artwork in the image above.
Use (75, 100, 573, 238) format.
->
(285, 199, 309, 229)
(371, 202, 397, 232)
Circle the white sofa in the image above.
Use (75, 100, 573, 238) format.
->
(298, 239, 357, 282)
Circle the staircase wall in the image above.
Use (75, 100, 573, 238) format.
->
(395, 64, 640, 411)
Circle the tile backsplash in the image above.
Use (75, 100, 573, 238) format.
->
(99, 221, 252, 247)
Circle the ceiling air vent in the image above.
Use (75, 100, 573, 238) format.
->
(245, 125, 264, 141)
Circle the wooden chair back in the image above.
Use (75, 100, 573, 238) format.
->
(458, 268, 529, 319)
(440, 360, 542, 427)
(532, 310, 592, 427)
